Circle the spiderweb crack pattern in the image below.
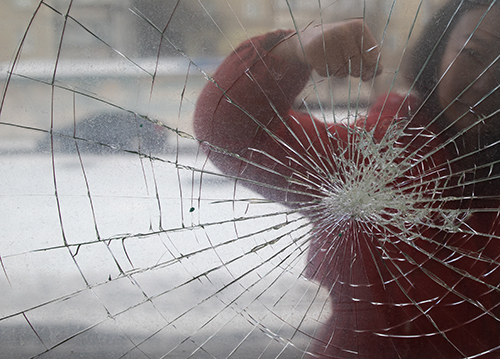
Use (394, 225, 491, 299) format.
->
(1, 0, 499, 358)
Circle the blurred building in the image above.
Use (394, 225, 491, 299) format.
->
(1, 0, 450, 62)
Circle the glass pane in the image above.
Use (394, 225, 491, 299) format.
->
(1, 0, 499, 358)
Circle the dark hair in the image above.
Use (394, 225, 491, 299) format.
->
(407, 0, 499, 116)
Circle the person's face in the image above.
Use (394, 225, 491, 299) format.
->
(438, 6, 500, 131)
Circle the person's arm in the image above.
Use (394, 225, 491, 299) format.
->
(193, 29, 309, 156)
(193, 21, 382, 205)
(194, 29, 316, 205)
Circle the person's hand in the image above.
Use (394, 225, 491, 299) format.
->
(272, 20, 383, 81)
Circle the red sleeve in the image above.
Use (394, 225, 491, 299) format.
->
(193, 31, 414, 207)
(194, 30, 347, 206)
(194, 30, 307, 153)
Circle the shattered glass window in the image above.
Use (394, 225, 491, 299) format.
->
(1, 0, 499, 358)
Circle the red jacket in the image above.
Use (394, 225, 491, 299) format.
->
(194, 31, 500, 358)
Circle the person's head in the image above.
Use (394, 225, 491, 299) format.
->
(408, 0, 500, 130)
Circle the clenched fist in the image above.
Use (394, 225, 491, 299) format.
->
(272, 19, 383, 81)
